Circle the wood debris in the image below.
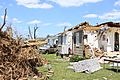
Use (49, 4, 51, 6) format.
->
(0, 29, 46, 80)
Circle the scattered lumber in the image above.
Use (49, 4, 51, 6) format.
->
(23, 39, 47, 47)
(84, 45, 104, 58)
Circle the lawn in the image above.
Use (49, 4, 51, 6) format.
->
(39, 54, 120, 80)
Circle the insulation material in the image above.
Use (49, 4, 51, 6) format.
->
(72, 58, 102, 73)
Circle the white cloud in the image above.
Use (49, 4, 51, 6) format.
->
(12, 18, 22, 23)
(57, 22, 72, 27)
(16, 0, 53, 9)
(114, 0, 120, 6)
(99, 10, 120, 19)
(83, 14, 98, 18)
(50, 0, 102, 7)
(28, 20, 41, 24)
(84, 10, 120, 20)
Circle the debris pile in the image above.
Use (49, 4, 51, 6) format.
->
(0, 31, 45, 80)
(84, 45, 92, 58)
(93, 48, 104, 58)
(84, 45, 104, 58)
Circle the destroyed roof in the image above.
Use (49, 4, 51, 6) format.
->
(83, 26, 102, 31)
(95, 22, 120, 27)
(58, 21, 120, 35)
(72, 21, 89, 29)
(75, 22, 120, 31)
(73, 22, 101, 31)
(62, 22, 90, 33)
(59, 22, 100, 34)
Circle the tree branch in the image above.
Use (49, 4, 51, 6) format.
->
(28, 26, 33, 39)
(34, 24, 38, 39)
(0, 8, 7, 31)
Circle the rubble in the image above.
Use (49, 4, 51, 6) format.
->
(84, 45, 92, 58)
(0, 30, 46, 80)
(93, 48, 104, 58)
(84, 45, 104, 59)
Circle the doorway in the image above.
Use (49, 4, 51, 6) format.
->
(114, 32, 119, 51)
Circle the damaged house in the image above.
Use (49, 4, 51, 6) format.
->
(57, 29, 73, 57)
(57, 22, 120, 57)
(46, 35, 58, 47)
(96, 22, 120, 52)
(72, 22, 102, 56)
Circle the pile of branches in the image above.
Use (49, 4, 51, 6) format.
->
(0, 8, 47, 80)
(0, 30, 45, 80)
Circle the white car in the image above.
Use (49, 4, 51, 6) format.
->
(39, 45, 57, 54)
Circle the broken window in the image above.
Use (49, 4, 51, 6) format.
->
(79, 31, 82, 43)
(84, 35, 88, 45)
(83, 35, 88, 39)
(74, 31, 83, 46)
(73, 33, 76, 44)
(58, 36, 63, 45)
(114, 32, 119, 51)
(73, 31, 83, 46)
(48, 39, 50, 44)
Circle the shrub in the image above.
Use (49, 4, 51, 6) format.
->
(70, 55, 85, 62)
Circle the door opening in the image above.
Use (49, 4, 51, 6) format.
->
(114, 32, 119, 51)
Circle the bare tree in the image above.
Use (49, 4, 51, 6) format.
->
(64, 26, 67, 31)
(28, 26, 33, 39)
(0, 8, 7, 31)
(33, 24, 38, 39)
(28, 24, 38, 39)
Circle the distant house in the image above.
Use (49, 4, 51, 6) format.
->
(46, 35, 58, 47)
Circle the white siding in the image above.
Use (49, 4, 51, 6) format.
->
(61, 32, 72, 54)
(106, 31, 114, 52)
(84, 31, 98, 48)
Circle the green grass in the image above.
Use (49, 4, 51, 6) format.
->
(39, 54, 120, 80)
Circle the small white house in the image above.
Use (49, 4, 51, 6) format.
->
(46, 35, 58, 47)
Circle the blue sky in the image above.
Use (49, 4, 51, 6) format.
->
(0, 0, 120, 38)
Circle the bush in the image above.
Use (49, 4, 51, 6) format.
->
(70, 55, 85, 62)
